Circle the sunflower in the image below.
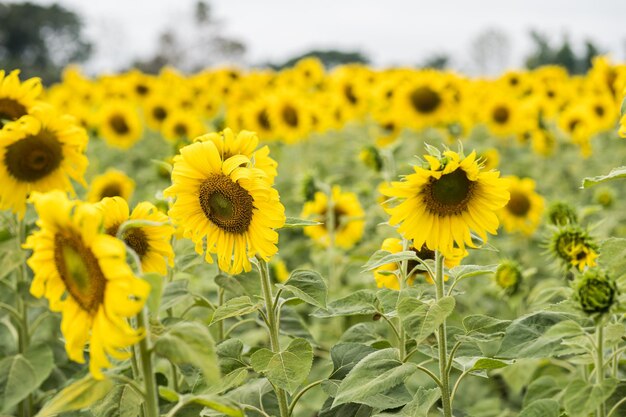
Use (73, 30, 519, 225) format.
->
(268, 91, 312, 143)
(383, 149, 510, 253)
(164, 138, 285, 274)
(548, 225, 598, 271)
(0, 70, 42, 128)
(0, 105, 88, 218)
(23, 191, 150, 379)
(161, 111, 205, 143)
(373, 238, 466, 289)
(194, 128, 277, 184)
(394, 72, 452, 130)
(97, 101, 143, 149)
(86, 169, 135, 203)
(143, 94, 172, 131)
(498, 176, 545, 235)
(98, 197, 174, 275)
(301, 185, 365, 249)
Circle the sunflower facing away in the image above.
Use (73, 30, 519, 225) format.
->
(0, 70, 42, 128)
(98, 197, 175, 275)
(164, 137, 286, 275)
(301, 185, 365, 249)
(86, 169, 135, 203)
(374, 237, 466, 290)
(23, 191, 150, 379)
(498, 176, 545, 235)
(0, 105, 88, 217)
(383, 149, 510, 253)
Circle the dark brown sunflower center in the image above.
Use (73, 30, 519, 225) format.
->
(174, 123, 188, 137)
(109, 114, 130, 135)
(423, 168, 476, 216)
(594, 105, 605, 117)
(493, 106, 510, 124)
(344, 85, 358, 105)
(322, 206, 347, 231)
(199, 174, 254, 234)
(257, 109, 271, 130)
(99, 183, 122, 199)
(407, 245, 435, 275)
(54, 232, 106, 314)
(0, 98, 27, 127)
(568, 119, 580, 132)
(135, 84, 149, 96)
(282, 105, 299, 127)
(5, 129, 63, 182)
(153, 106, 167, 121)
(409, 87, 441, 114)
(123, 227, 149, 257)
(507, 191, 531, 217)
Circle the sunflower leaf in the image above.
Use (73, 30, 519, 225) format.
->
(281, 217, 322, 228)
(397, 295, 455, 343)
(277, 269, 328, 309)
(581, 166, 626, 188)
(250, 338, 313, 394)
(209, 296, 262, 325)
(35, 375, 114, 417)
(362, 250, 419, 272)
(449, 264, 499, 283)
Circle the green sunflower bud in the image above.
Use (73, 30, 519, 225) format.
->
(574, 269, 618, 315)
(547, 224, 598, 271)
(547, 201, 578, 226)
(359, 145, 383, 172)
(495, 260, 522, 294)
(301, 174, 318, 202)
(594, 187, 615, 208)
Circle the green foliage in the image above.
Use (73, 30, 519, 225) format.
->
(398, 295, 455, 343)
(251, 338, 313, 394)
(36, 376, 113, 417)
(277, 269, 328, 309)
(582, 166, 626, 188)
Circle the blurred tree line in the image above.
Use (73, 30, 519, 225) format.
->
(0, 1, 611, 81)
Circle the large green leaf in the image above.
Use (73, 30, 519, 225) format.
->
(332, 348, 417, 407)
(518, 399, 561, 417)
(582, 166, 626, 188)
(312, 290, 379, 318)
(250, 338, 313, 394)
(329, 343, 377, 380)
(448, 264, 499, 283)
(463, 315, 511, 335)
(363, 250, 419, 272)
(563, 378, 618, 417)
(90, 384, 144, 417)
(598, 238, 626, 282)
(154, 321, 221, 384)
(36, 375, 114, 417)
(373, 387, 440, 417)
(523, 376, 562, 407)
(160, 279, 192, 311)
(277, 269, 328, 309)
(398, 296, 455, 343)
(209, 296, 261, 325)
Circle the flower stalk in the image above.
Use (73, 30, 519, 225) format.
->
(136, 308, 160, 417)
(435, 251, 452, 417)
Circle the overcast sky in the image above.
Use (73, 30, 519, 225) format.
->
(29, 0, 626, 74)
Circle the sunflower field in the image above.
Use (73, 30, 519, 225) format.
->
(1, 55, 626, 417)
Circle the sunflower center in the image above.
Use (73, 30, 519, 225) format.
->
(110, 114, 130, 135)
(257, 109, 271, 130)
(136, 84, 149, 96)
(344, 85, 358, 105)
(153, 106, 167, 121)
(54, 232, 106, 314)
(282, 105, 299, 127)
(507, 191, 531, 217)
(493, 106, 510, 124)
(5, 129, 63, 182)
(99, 184, 122, 199)
(409, 87, 441, 114)
(123, 227, 149, 257)
(594, 105, 605, 117)
(199, 174, 254, 234)
(0, 98, 27, 126)
(423, 168, 475, 215)
(174, 123, 188, 137)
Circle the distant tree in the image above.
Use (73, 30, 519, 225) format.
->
(269, 49, 370, 70)
(524, 31, 602, 74)
(469, 28, 511, 76)
(419, 54, 450, 70)
(0, 2, 92, 84)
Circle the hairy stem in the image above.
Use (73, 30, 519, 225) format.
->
(435, 251, 452, 417)
(596, 322, 606, 417)
(16, 218, 32, 417)
(137, 309, 159, 417)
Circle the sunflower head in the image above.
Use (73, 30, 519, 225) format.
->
(547, 224, 598, 271)
(383, 148, 509, 253)
(594, 187, 615, 208)
(498, 176, 545, 235)
(574, 268, 618, 316)
(547, 201, 578, 226)
(0, 70, 42, 128)
(87, 169, 135, 203)
(494, 260, 522, 295)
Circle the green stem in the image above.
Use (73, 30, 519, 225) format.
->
(217, 287, 225, 342)
(435, 251, 452, 417)
(257, 258, 289, 417)
(15, 218, 32, 417)
(596, 322, 606, 417)
(397, 239, 409, 359)
(288, 380, 324, 416)
(326, 189, 337, 289)
(137, 309, 159, 417)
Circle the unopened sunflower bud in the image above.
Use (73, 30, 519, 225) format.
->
(574, 269, 617, 315)
(359, 146, 383, 172)
(594, 187, 615, 208)
(301, 174, 318, 202)
(547, 201, 578, 226)
(495, 260, 522, 294)
(547, 224, 598, 271)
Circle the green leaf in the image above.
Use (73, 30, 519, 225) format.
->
(250, 338, 313, 394)
(312, 290, 378, 318)
(582, 166, 626, 188)
(154, 321, 221, 384)
(209, 296, 261, 325)
(363, 250, 419, 272)
(448, 264, 498, 282)
(467, 357, 511, 372)
(563, 378, 618, 417)
(35, 375, 114, 417)
(143, 273, 164, 315)
(398, 296, 455, 343)
(160, 279, 192, 311)
(159, 386, 180, 402)
(463, 315, 511, 335)
(91, 384, 144, 417)
(518, 399, 560, 417)
(186, 394, 244, 417)
(0, 250, 26, 280)
(278, 269, 328, 309)
(398, 387, 440, 417)
(599, 238, 626, 282)
(330, 343, 377, 380)
(281, 217, 322, 228)
(217, 339, 246, 375)
(214, 274, 246, 297)
(523, 376, 562, 407)
(0, 355, 36, 412)
(332, 348, 417, 407)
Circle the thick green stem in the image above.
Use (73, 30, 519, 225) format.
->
(216, 287, 225, 342)
(257, 258, 289, 417)
(596, 322, 606, 417)
(397, 239, 409, 359)
(435, 251, 452, 417)
(15, 218, 32, 417)
(136, 309, 159, 417)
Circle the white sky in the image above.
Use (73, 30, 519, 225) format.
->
(28, 0, 626, 74)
